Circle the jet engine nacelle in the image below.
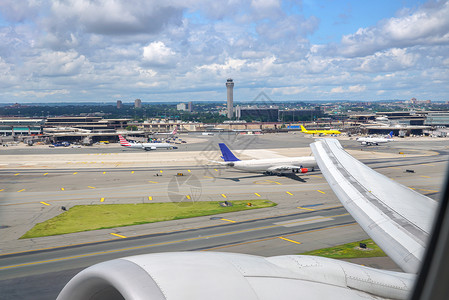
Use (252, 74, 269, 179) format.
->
(57, 252, 415, 300)
(292, 168, 308, 173)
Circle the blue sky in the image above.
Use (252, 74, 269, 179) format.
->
(0, 0, 448, 103)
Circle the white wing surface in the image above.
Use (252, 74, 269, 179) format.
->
(310, 138, 437, 273)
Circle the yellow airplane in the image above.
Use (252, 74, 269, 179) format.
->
(300, 125, 341, 135)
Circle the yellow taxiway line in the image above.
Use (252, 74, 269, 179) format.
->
(221, 218, 236, 223)
(110, 233, 127, 239)
(278, 237, 301, 245)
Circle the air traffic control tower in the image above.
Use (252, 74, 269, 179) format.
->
(226, 78, 234, 119)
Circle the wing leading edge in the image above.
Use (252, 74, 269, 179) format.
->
(310, 138, 437, 273)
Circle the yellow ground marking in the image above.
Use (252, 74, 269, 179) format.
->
(100, 197, 105, 202)
(131, 171, 135, 174)
(188, 169, 191, 172)
(203, 222, 355, 252)
(14, 173, 19, 176)
(409, 187, 416, 190)
(43, 173, 48, 176)
(266, 180, 282, 185)
(40, 202, 50, 206)
(221, 194, 227, 198)
(389, 167, 401, 170)
(221, 218, 236, 223)
(186, 195, 191, 200)
(60, 188, 65, 191)
(103, 172, 106, 174)
(310, 175, 322, 178)
(418, 188, 438, 193)
(279, 237, 301, 245)
(110, 233, 126, 239)
(88, 186, 96, 189)
(420, 176, 431, 178)
(297, 206, 315, 211)
(214, 169, 218, 172)
(317, 190, 326, 194)
(204, 176, 214, 179)
(0, 206, 347, 260)
(17, 189, 25, 193)
(148, 181, 158, 184)
(0, 189, 4, 192)
(148, 196, 152, 201)
(2, 222, 352, 269)
(286, 191, 293, 196)
(73, 172, 78, 175)
(254, 193, 261, 197)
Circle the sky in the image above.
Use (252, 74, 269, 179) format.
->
(0, 0, 448, 103)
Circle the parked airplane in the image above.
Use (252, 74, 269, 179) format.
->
(58, 138, 439, 299)
(300, 125, 341, 135)
(118, 135, 177, 151)
(216, 143, 316, 175)
(356, 131, 394, 145)
(152, 126, 178, 138)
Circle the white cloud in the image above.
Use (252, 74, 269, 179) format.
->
(49, 0, 183, 35)
(27, 50, 89, 77)
(142, 41, 176, 66)
(13, 89, 70, 98)
(331, 85, 366, 93)
(198, 58, 246, 72)
(356, 48, 418, 72)
(339, 1, 449, 57)
(272, 86, 307, 95)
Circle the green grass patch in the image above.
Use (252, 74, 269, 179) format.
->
(21, 200, 276, 238)
(300, 239, 387, 259)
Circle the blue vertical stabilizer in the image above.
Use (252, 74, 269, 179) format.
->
(218, 143, 240, 162)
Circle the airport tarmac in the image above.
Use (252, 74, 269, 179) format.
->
(0, 134, 447, 299)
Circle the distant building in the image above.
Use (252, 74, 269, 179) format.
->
(134, 99, 142, 108)
(425, 112, 449, 126)
(279, 107, 324, 122)
(177, 102, 193, 112)
(116, 100, 122, 109)
(226, 78, 234, 119)
(0, 118, 45, 136)
(235, 106, 279, 122)
(177, 103, 187, 111)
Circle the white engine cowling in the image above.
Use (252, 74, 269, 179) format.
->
(57, 252, 414, 300)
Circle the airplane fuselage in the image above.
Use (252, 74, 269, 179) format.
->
(123, 142, 176, 151)
(357, 137, 393, 145)
(230, 157, 316, 173)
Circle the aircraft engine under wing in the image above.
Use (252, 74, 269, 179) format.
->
(57, 252, 414, 300)
(267, 166, 308, 173)
(310, 138, 437, 274)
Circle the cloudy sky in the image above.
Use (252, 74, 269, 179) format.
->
(0, 0, 448, 103)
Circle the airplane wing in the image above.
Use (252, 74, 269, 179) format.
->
(310, 138, 437, 273)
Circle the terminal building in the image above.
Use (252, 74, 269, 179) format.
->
(45, 117, 129, 131)
(0, 118, 45, 136)
(279, 107, 324, 122)
(235, 106, 279, 122)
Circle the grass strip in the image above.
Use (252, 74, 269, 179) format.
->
(300, 239, 387, 259)
(21, 200, 276, 238)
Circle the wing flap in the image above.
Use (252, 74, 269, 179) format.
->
(310, 138, 437, 273)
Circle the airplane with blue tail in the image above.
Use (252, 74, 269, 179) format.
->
(216, 143, 316, 175)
